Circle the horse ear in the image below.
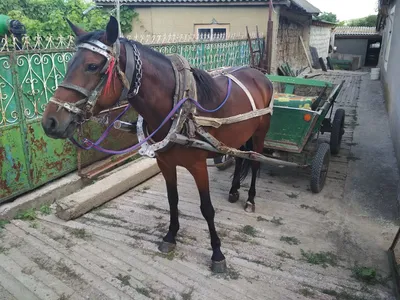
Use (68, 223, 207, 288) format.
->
(105, 16, 119, 45)
(66, 18, 87, 37)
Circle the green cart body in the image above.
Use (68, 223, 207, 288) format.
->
(214, 75, 345, 193)
(264, 75, 345, 192)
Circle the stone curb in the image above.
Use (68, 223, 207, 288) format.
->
(56, 157, 160, 220)
(0, 173, 84, 221)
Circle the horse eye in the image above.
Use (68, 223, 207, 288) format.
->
(86, 64, 99, 72)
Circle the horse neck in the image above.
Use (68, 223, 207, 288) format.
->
(128, 46, 176, 142)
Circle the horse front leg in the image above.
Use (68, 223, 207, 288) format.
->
(157, 158, 179, 253)
(187, 160, 227, 273)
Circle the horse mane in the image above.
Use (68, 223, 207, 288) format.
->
(75, 30, 222, 104)
(190, 68, 222, 105)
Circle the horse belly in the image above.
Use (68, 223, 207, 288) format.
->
(209, 116, 265, 149)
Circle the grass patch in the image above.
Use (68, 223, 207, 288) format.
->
(213, 266, 240, 280)
(58, 293, 69, 300)
(0, 246, 9, 254)
(69, 228, 91, 240)
(56, 260, 80, 280)
(233, 234, 250, 243)
(257, 216, 269, 222)
(300, 249, 338, 268)
(15, 208, 37, 221)
(276, 250, 294, 260)
(351, 265, 377, 284)
(271, 216, 284, 226)
(29, 221, 39, 229)
(116, 273, 131, 286)
(0, 220, 9, 231)
(286, 192, 299, 199)
(280, 236, 300, 245)
(135, 287, 150, 297)
(181, 288, 194, 300)
(241, 225, 257, 237)
(39, 205, 51, 215)
(298, 288, 315, 298)
(300, 204, 328, 215)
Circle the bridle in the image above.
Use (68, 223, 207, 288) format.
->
(49, 37, 142, 120)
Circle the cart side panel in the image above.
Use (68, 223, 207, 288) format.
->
(264, 106, 319, 153)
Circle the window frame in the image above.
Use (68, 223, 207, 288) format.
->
(194, 23, 230, 41)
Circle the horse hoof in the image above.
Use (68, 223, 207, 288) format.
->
(211, 259, 227, 273)
(244, 202, 255, 213)
(228, 192, 240, 203)
(158, 241, 176, 253)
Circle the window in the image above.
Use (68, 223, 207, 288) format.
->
(195, 24, 229, 41)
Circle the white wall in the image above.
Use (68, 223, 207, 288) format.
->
(309, 25, 332, 61)
(379, 1, 400, 169)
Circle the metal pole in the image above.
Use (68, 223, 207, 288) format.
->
(116, 0, 122, 37)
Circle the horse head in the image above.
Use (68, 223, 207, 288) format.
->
(42, 16, 129, 139)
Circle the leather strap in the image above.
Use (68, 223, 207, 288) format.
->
(225, 73, 257, 111)
(118, 41, 135, 102)
(58, 82, 91, 98)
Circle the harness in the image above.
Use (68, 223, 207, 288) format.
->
(49, 37, 274, 161)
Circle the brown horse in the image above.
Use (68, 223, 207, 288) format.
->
(42, 16, 273, 273)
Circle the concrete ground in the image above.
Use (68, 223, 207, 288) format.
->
(0, 71, 399, 300)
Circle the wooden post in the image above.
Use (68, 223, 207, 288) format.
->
(264, 0, 274, 73)
(299, 35, 313, 73)
(246, 26, 255, 67)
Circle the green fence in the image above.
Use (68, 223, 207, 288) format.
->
(0, 34, 263, 203)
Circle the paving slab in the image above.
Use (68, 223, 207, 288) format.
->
(0, 71, 398, 300)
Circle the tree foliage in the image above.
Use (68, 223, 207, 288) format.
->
(346, 15, 378, 27)
(315, 12, 339, 24)
(1, 0, 137, 36)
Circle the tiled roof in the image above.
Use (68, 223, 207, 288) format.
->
(334, 26, 379, 36)
(95, 0, 320, 14)
(291, 0, 320, 14)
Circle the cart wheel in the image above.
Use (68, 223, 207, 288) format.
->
(213, 155, 234, 170)
(310, 143, 330, 193)
(330, 108, 345, 155)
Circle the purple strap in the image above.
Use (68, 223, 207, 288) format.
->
(70, 77, 232, 155)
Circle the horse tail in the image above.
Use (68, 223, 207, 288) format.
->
(239, 138, 253, 183)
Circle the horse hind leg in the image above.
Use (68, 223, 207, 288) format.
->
(244, 121, 270, 212)
(228, 147, 246, 203)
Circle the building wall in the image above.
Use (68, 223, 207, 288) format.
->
(334, 38, 368, 66)
(276, 14, 311, 74)
(130, 6, 271, 36)
(379, 1, 400, 169)
(129, 5, 282, 73)
(309, 25, 332, 61)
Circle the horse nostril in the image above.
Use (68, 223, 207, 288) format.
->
(46, 117, 58, 131)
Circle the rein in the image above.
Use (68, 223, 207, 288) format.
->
(52, 36, 233, 155)
(70, 78, 233, 154)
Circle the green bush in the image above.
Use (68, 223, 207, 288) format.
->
(2, 0, 137, 37)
